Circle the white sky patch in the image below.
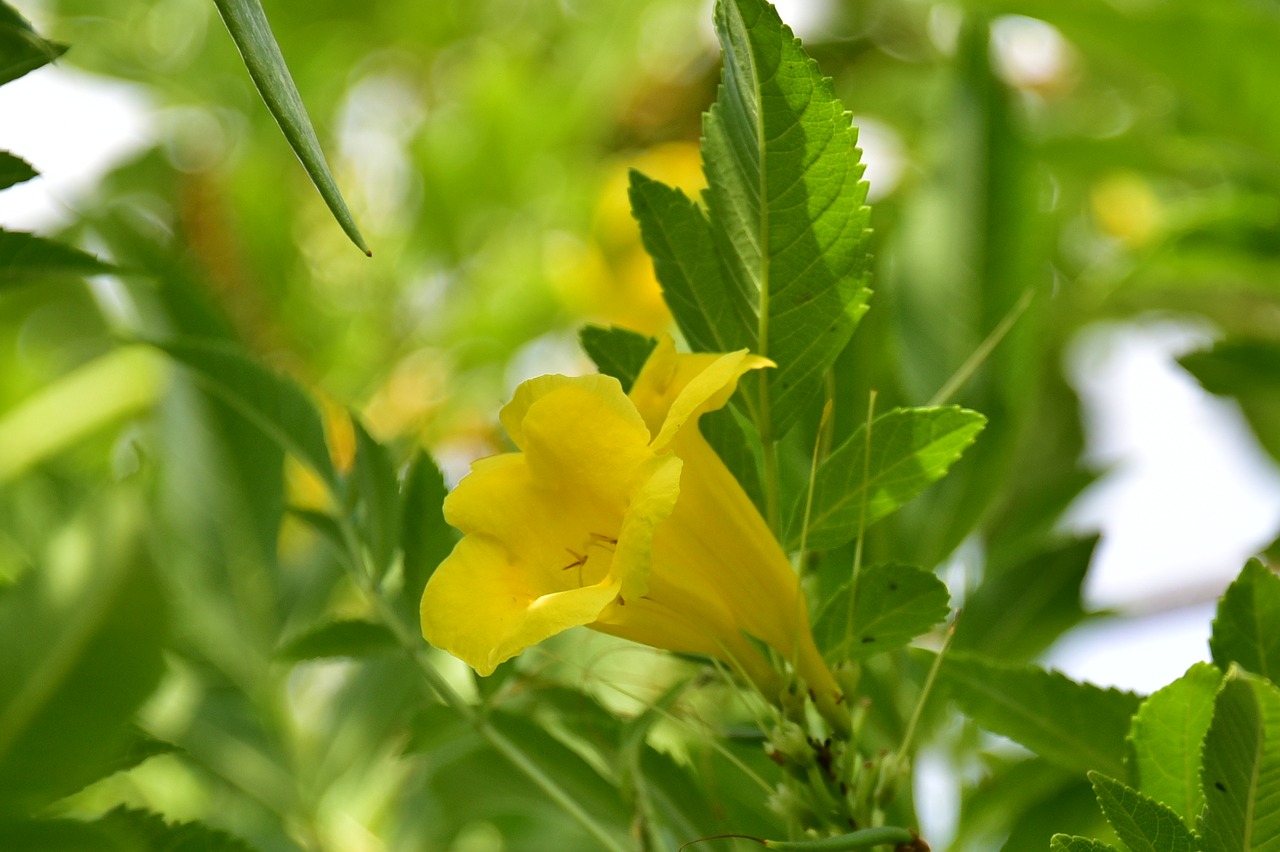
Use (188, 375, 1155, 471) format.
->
(0, 64, 153, 231)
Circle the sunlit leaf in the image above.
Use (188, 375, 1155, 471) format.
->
(210, 0, 369, 254)
(1128, 661, 1220, 827)
(813, 563, 950, 660)
(1089, 771, 1197, 852)
(942, 653, 1141, 779)
(790, 406, 987, 550)
(1210, 559, 1280, 682)
(1050, 835, 1120, 852)
(1199, 668, 1280, 850)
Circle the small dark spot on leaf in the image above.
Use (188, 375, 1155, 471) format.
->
(888, 581, 898, 591)
(1215, 781, 1227, 792)
(861, 636, 876, 644)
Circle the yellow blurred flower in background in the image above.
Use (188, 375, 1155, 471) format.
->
(421, 338, 841, 711)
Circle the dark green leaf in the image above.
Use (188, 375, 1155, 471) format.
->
(276, 619, 398, 661)
(400, 449, 452, 611)
(702, 0, 873, 437)
(0, 151, 37, 190)
(791, 406, 987, 550)
(1210, 559, 1280, 682)
(148, 337, 337, 492)
(210, 0, 369, 254)
(1182, 340, 1280, 464)
(699, 405, 765, 512)
(92, 806, 258, 851)
(1128, 662, 1220, 827)
(0, 228, 113, 285)
(578, 325, 656, 394)
(813, 563, 950, 660)
(0, 497, 167, 815)
(1199, 668, 1280, 850)
(942, 653, 1141, 779)
(0, 3, 66, 86)
(1049, 836, 1120, 852)
(952, 537, 1096, 660)
(1089, 771, 1197, 852)
(351, 417, 401, 578)
(96, 727, 180, 779)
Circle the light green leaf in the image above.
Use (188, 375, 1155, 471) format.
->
(0, 3, 66, 86)
(578, 324, 657, 394)
(1128, 661, 1221, 828)
(790, 406, 987, 550)
(1199, 668, 1280, 850)
(942, 653, 1141, 779)
(1050, 835, 1121, 852)
(0, 151, 37, 190)
(1089, 771, 1197, 852)
(148, 337, 337, 492)
(952, 537, 1096, 661)
(276, 619, 397, 661)
(813, 563, 950, 660)
(0, 496, 167, 815)
(0, 228, 113, 285)
(351, 417, 401, 578)
(211, 0, 369, 255)
(400, 449, 452, 612)
(1211, 559, 1280, 682)
(701, 0, 873, 437)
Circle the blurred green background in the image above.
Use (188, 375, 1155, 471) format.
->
(3, 0, 1280, 849)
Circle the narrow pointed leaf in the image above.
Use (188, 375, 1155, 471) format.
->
(211, 0, 369, 254)
(1089, 771, 1197, 852)
(702, 0, 873, 436)
(1, 228, 113, 285)
(790, 406, 986, 550)
(1199, 668, 1280, 850)
(0, 3, 66, 85)
(0, 151, 37, 190)
(1128, 661, 1221, 827)
(1211, 559, 1280, 682)
(812, 563, 950, 659)
(277, 619, 397, 661)
(351, 417, 401, 578)
(401, 449, 453, 609)
(579, 325, 657, 394)
(942, 653, 1141, 779)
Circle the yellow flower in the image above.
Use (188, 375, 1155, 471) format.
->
(420, 338, 840, 711)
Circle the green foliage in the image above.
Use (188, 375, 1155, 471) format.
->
(1182, 342, 1280, 464)
(0, 228, 114, 285)
(0, 151, 36, 190)
(1199, 669, 1280, 850)
(210, 0, 368, 254)
(1050, 836, 1120, 852)
(579, 324, 658, 393)
(1211, 559, 1280, 682)
(276, 618, 398, 661)
(399, 449, 452, 611)
(0, 1, 65, 85)
(813, 563, 950, 660)
(1088, 771, 1197, 852)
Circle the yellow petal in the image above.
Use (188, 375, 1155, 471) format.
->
(500, 372, 642, 451)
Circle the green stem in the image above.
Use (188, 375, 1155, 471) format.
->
(928, 287, 1033, 406)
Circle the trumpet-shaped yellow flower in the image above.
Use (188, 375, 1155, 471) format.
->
(421, 338, 840, 711)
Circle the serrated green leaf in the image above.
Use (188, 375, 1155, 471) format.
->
(351, 417, 401, 578)
(1199, 668, 1280, 850)
(210, 0, 368, 255)
(276, 619, 397, 661)
(0, 3, 66, 86)
(942, 653, 1141, 779)
(148, 337, 337, 492)
(1211, 559, 1280, 682)
(92, 806, 258, 852)
(0, 151, 37, 190)
(813, 563, 950, 660)
(578, 324, 657, 394)
(0, 228, 114, 285)
(628, 171, 754, 361)
(0, 496, 167, 815)
(1089, 771, 1197, 852)
(1050, 835, 1121, 852)
(701, 0, 873, 437)
(790, 406, 987, 550)
(400, 449, 452, 612)
(1129, 661, 1221, 828)
(952, 537, 1096, 661)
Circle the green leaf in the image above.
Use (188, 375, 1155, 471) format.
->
(351, 417, 401, 578)
(1182, 340, 1280, 464)
(0, 151, 37, 190)
(147, 337, 337, 492)
(276, 619, 398, 661)
(699, 405, 765, 512)
(1211, 559, 1280, 682)
(0, 3, 66, 86)
(701, 0, 873, 437)
(790, 406, 987, 550)
(942, 653, 1141, 779)
(92, 807, 258, 851)
(1049, 835, 1121, 852)
(400, 449, 452, 611)
(578, 325, 657, 394)
(952, 537, 1096, 661)
(210, 0, 369, 255)
(627, 171, 754, 359)
(0, 228, 114, 285)
(0, 497, 167, 815)
(1199, 668, 1280, 850)
(1089, 771, 1197, 852)
(813, 563, 950, 660)
(1128, 661, 1221, 827)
